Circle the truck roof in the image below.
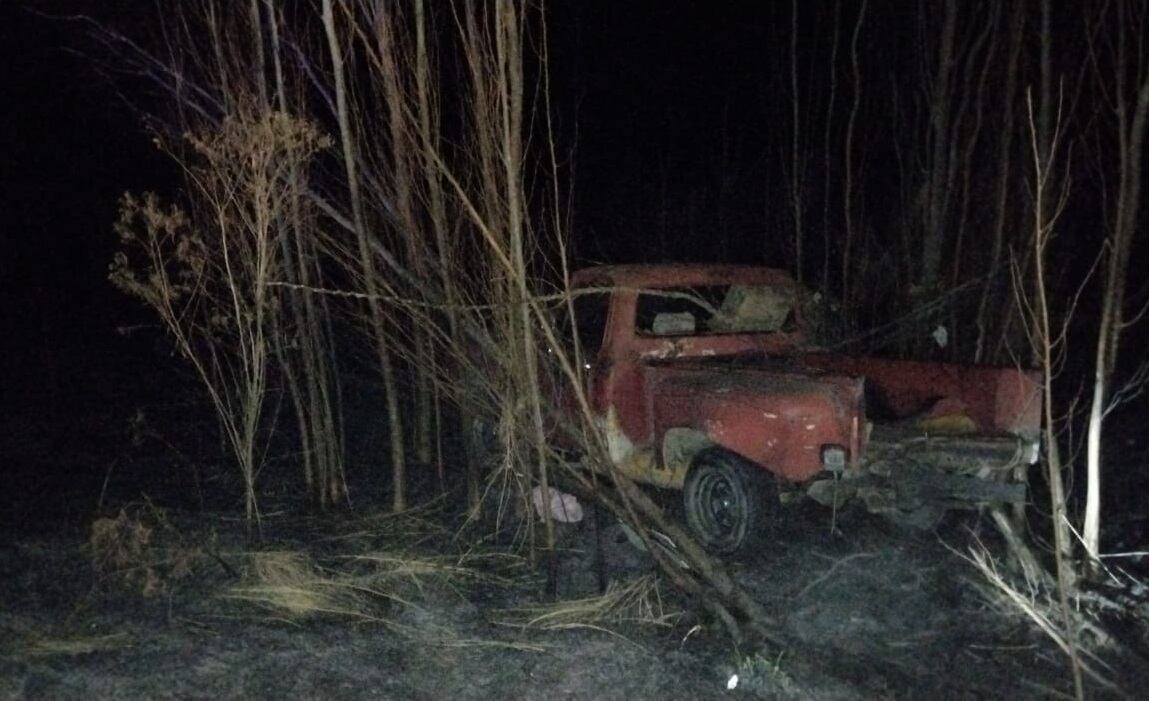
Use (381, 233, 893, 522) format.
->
(572, 264, 799, 289)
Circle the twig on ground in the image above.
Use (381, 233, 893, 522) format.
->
(794, 552, 878, 599)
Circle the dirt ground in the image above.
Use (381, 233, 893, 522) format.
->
(4, 382, 1149, 700)
(5, 502, 1148, 700)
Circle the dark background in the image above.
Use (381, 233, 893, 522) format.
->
(2, 1, 1147, 530)
(0, 1, 797, 396)
(1, 1, 167, 398)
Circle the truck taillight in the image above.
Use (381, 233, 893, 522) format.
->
(821, 444, 847, 472)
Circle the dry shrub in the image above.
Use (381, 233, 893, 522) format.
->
(88, 505, 205, 598)
(101, 0, 776, 644)
(111, 110, 333, 521)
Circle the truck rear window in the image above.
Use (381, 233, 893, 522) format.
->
(635, 285, 797, 337)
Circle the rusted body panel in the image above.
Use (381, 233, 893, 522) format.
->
(567, 264, 1040, 503)
(645, 366, 862, 484)
(801, 353, 1041, 437)
(574, 264, 857, 487)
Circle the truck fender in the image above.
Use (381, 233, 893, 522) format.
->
(661, 427, 715, 484)
(661, 426, 780, 489)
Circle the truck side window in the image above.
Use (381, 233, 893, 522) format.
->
(636, 285, 797, 336)
(635, 287, 720, 336)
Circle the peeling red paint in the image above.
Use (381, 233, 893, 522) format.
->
(566, 264, 1041, 497)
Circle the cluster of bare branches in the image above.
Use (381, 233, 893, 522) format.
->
(773, 0, 1149, 551)
(97, 0, 1149, 665)
(111, 108, 332, 523)
(100, 0, 783, 642)
(103, 0, 520, 519)
(768, 2, 1149, 693)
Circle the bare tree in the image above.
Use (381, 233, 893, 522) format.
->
(1082, 0, 1149, 567)
(840, 0, 866, 308)
(919, 0, 959, 301)
(320, 0, 408, 511)
(787, 0, 806, 283)
(1016, 87, 1084, 700)
(973, 1, 1024, 365)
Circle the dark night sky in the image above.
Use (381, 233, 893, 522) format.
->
(0, 2, 186, 536)
(553, 1, 780, 263)
(0, 1, 790, 394)
(1, 2, 170, 394)
(1, 1, 1145, 394)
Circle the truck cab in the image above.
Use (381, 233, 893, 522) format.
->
(563, 264, 1040, 552)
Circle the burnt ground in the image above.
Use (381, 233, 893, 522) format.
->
(4, 377, 1149, 700)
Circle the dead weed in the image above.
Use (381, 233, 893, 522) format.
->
(88, 503, 211, 598)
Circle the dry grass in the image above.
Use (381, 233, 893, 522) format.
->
(225, 550, 379, 622)
(317, 503, 454, 549)
(223, 546, 542, 652)
(21, 633, 131, 658)
(226, 546, 522, 619)
(961, 542, 1118, 692)
(1, 617, 131, 661)
(344, 550, 523, 592)
(497, 575, 683, 636)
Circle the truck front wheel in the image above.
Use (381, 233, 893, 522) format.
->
(683, 449, 777, 554)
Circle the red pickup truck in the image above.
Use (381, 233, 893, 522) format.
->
(560, 264, 1041, 553)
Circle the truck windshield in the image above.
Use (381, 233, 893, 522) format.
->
(635, 285, 797, 337)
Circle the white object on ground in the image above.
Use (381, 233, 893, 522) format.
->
(932, 324, 949, 348)
(531, 486, 584, 523)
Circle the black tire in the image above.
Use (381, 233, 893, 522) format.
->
(683, 448, 778, 554)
